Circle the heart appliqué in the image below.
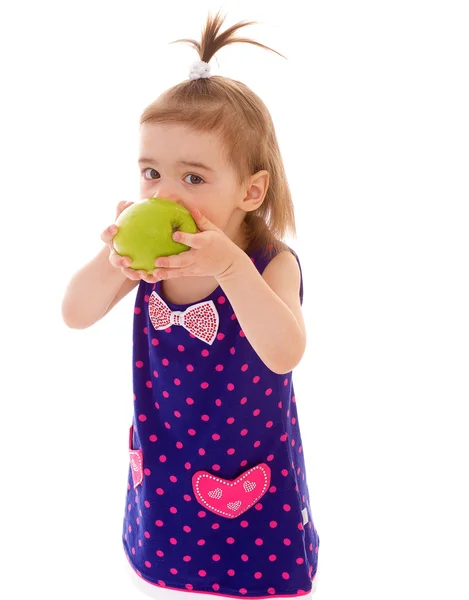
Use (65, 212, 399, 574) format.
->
(192, 463, 271, 519)
(208, 488, 223, 499)
(129, 449, 143, 488)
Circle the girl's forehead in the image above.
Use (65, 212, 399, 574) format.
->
(139, 122, 228, 166)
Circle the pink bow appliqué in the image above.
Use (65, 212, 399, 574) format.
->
(149, 290, 219, 345)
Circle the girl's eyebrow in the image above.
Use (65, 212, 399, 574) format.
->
(138, 158, 215, 173)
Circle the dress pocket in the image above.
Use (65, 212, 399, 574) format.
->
(128, 425, 143, 488)
(192, 463, 271, 519)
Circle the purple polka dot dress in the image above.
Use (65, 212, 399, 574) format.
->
(122, 242, 320, 598)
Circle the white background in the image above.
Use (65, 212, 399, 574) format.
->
(1, 0, 468, 598)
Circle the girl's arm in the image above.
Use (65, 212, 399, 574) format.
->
(62, 245, 138, 329)
(216, 250, 306, 374)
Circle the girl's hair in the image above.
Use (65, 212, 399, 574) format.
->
(140, 10, 296, 255)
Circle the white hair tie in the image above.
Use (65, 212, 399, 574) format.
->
(188, 60, 212, 80)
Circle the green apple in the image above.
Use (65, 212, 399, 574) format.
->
(113, 197, 198, 274)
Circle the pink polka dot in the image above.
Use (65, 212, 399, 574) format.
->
(188, 429, 196, 436)
(155, 401, 160, 409)
(228, 569, 235, 576)
(155, 520, 163, 527)
(215, 364, 224, 372)
(230, 347, 236, 354)
(212, 433, 220, 440)
(183, 495, 191, 501)
(254, 572, 262, 579)
(282, 572, 290, 580)
(296, 558, 304, 564)
(134, 307, 141, 315)
(240, 397, 248, 405)
(157, 580, 166, 587)
(199, 448, 206, 456)
(136, 361, 144, 368)
(240, 428, 248, 436)
(144, 468, 151, 476)
(212, 464, 221, 471)
(146, 381, 152, 388)
(266, 420, 273, 428)
(281, 469, 288, 476)
(149, 434, 157, 442)
(284, 504, 291, 512)
(217, 296, 226, 304)
(174, 411, 181, 418)
(201, 350, 209, 357)
(185, 462, 191, 469)
(240, 588, 247, 595)
(159, 455, 167, 463)
(255, 538, 263, 546)
(213, 584, 220, 591)
(253, 376, 260, 383)
(176, 441, 183, 449)
(144, 531, 150, 539)
(164, 422, 171, 429)
(156, 550, 164, 557)
(162, 391, 169, 398)
(265, 388, 273, 396)
(186, 364, 194, 372)
(217, 332, 225, 340)
(156, 488, 164, 495)
(280, 433, 288, 442)
(144, 500, 150, 508)
(241, 364, 248, 372)
(151, 339, 158, 346)
(170, 568, 178, 575)
(186, 584, 193, 591)
(177, 345, 185, 352)
(183, 555, 191, 562)
(241, 553, 249, 561)
(227, 383, 235, 391)
(198, 570, 206, 577)
(269, 554, 277, 561)
(227, 417, 235, 424)
(215, 398, 222, 406)
(267, 454, 274, 461)
(186, 397, 194, 405)
(284, 538, 292, 546)
(253, 409, 260, 416)
(197, 539, 206, 546)
(201, 414, 210, 421)
(227, 537, 235, 544)
(170, 507, 177, 514)
(227, 448, 235, 455)
(284, 378, 289, 386)
(174, 378, 181, 386)
(170, 538, 177, 545)
(240, 520, 249, 528)
(213, 554, 220, 561)
(145, 560, 152, 568)
(268, 587, 276, 594)
(201, 382, 209, 389)
(254, 441, 261, 448)
(270, 521, 278, 528)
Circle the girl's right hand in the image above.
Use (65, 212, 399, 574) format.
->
(101, 200, 135, 275)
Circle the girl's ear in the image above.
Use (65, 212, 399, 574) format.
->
(243, 170, 270, 209)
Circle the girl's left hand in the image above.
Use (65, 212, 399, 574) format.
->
(124, 208, 243, 284)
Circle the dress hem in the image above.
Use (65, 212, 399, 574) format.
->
(123, 543, 315, 599)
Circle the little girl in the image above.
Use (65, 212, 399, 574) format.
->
(62, 10, 320, 599)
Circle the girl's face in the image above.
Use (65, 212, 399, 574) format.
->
(138, 121, 247, 237)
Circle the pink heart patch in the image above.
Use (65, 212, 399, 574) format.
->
(192, 463, 271, 518)
(128, 425, 143, 488)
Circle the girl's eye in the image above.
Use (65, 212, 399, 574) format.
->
(184, 174, 205, 185)
(143, 168, 160, 180)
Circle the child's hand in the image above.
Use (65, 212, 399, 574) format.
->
(101, 200, 135, 276)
